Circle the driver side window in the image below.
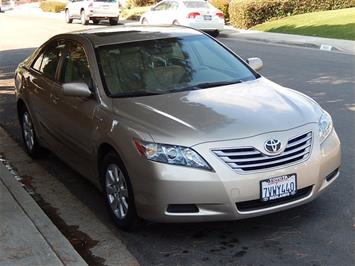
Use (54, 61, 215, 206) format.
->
(61, 41, 93, 89)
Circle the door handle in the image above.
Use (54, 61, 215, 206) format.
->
(50, 93, 59, 104)
(94, 114, 104, 123)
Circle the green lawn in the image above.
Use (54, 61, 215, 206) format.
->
(252, 8, 355, 40)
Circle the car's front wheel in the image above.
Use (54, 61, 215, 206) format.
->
(101, 152, 138, 230)
(81, 10, 89, 25)
(20, 107, 44, 158)
(141, 18, 148, 25)
(65, 9, 73, 24)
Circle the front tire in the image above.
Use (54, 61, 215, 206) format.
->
(65, 9, 73, 24)
(81, 10, 89, 25)
(20, 108, 44, 158)
(141, 18, 148, 25)
(101, 152, 138, 230)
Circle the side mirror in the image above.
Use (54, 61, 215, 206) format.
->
(247, 57, 263, 71)
(63, 82, 92, 98)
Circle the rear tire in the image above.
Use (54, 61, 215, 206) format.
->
(172, 20, 180, 25)
(81, 10, 89, 25)
(109, 17, 118, 25)
(65, 9, 73, 24)
(19, 107, 45, 158)
(100, 151, 138, 230)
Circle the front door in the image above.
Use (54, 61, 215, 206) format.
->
(51, 40, 99, 177)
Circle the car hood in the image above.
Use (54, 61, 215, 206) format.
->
(112, 77, 321, 147)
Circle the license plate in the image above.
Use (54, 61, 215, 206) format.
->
(204, 15, 212, 20)
(260, 174, 297, 201)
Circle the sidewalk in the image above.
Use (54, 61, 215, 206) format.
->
(221, 26, 355, 55)
(0, 160, 87, 266)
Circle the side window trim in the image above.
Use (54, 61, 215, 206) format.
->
(59, 39, 96, 94)
(30, 40, 65, 82)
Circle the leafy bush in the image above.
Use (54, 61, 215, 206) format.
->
(40, 1, 66, 13)
(229, 0, 355, 29)
(127, 0, 155, 8)
(210, 0, 230, 21)
(120, 5, 151, 20)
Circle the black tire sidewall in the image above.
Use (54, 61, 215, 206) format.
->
(100, 152, 137, 230)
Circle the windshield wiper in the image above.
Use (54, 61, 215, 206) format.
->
(113, 91, 164, 98)
(177, 80, 243, 93)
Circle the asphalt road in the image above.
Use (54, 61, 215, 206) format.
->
(1, 13, 354, 266)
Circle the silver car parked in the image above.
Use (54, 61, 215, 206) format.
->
(65, 0, 121, 25)
(15, 26, 341, 230)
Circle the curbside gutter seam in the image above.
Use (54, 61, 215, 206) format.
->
(0, 160, 88, 266)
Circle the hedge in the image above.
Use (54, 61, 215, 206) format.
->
(229, 0, 355, 29)
(210, 0, 230, 21)
(40, 1, 66, 13)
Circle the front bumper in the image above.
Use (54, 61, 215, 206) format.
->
(129, 124, 341, 222)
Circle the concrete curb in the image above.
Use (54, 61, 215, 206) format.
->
(0, 161, 87, 266)
(220, 27, 355, 55)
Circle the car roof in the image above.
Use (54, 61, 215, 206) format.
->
(61, 25, 202, 47)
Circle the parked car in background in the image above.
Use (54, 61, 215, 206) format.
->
(15, 26, 341, 230)
(65, 0, 121, 25)
(140, 0, 225, 36)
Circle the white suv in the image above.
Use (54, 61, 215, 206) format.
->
(65, 0, 121, 25)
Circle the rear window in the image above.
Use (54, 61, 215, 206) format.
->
(96, 35, 257, 98)
(183, 1, 209, 8)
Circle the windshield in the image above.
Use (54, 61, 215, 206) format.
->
(183, 1, 209, 8)
(97, 35, 257, 98)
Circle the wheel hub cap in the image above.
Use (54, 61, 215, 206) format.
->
(105, 164, 129, 219)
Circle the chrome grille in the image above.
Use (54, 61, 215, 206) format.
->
(213, 132, 312, 172)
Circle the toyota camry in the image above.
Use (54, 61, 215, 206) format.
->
(14, 26, 341, 230)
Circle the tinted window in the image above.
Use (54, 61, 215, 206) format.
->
(153, 2, 168, 11)
(97, 35, 257, 97)
(61, 41, 92, 87)
(40, 42, 64, 80)
(32, 53, 44, 71)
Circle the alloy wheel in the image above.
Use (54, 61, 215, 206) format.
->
(105, 164, 129, 220)
(22, 112, 35, 151)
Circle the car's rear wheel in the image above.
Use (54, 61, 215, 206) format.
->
(109, 17, 118, 25)
(92, 18, 100, 24)
(101, 152, 138, 230)
(172, 20, 180, 25)
(20, 107, 44, 158)
(65, 9, 73, 24)
(81, 10, 89, 25)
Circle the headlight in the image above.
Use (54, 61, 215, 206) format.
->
(319, 110, 333, 143)
(133, 140, 212, 171)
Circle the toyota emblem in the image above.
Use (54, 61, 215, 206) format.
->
(264, 139, 282, 154)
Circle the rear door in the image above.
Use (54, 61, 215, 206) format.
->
(26, 40, 65, 148)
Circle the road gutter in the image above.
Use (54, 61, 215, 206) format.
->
(0, 126, 139, 266)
